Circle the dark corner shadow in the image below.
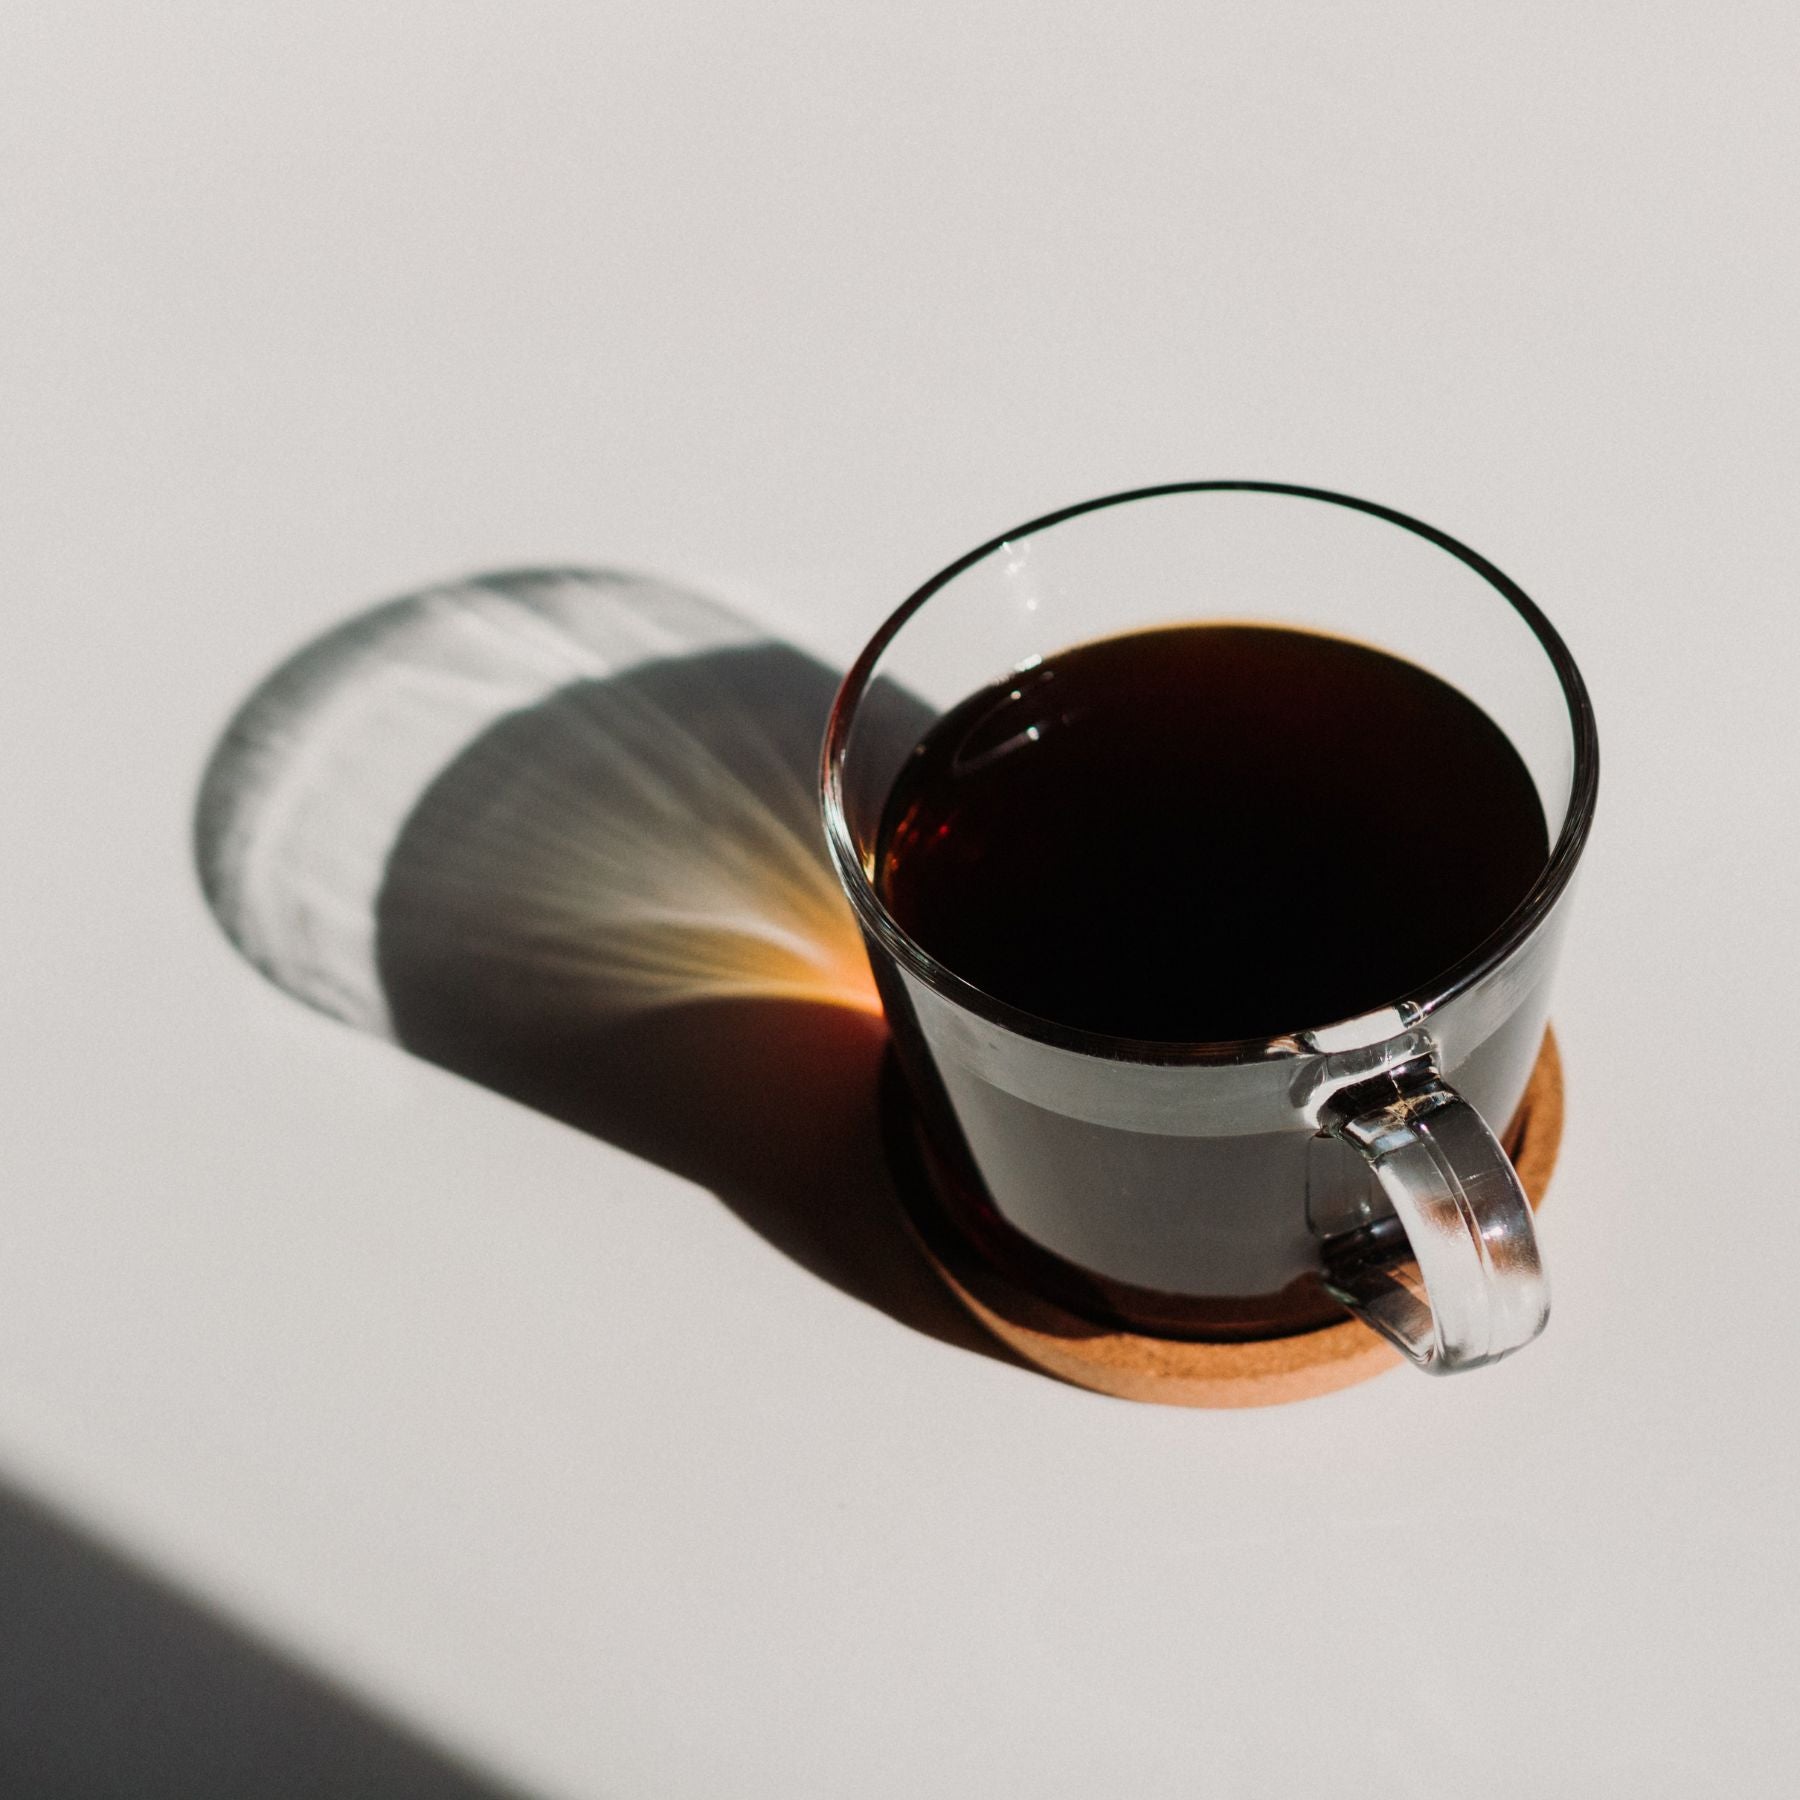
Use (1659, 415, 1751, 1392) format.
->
(196, 569, 1006, 1363)
(0, 1477, 536, 1799)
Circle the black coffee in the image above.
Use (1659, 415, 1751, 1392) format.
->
(876, 623, 1547, 1043)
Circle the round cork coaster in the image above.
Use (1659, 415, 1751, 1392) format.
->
(901, 1029, 1563, 1408)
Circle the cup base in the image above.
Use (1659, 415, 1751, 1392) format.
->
(889, 1029, 1563, 1407)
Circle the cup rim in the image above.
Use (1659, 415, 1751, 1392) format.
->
(820, 480, 1600, 1066)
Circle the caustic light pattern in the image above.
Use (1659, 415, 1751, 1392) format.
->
(195, 568, 880, 1037)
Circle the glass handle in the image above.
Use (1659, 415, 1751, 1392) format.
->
(1317, 1056, 1549, 1374)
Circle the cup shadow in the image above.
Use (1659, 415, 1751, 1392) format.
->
(196, 568, 1003, 1361)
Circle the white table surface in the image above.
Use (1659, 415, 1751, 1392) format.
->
(5, 5, 1798, 1795)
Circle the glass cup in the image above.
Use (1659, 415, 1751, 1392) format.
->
(822, 483, 1598, 1375)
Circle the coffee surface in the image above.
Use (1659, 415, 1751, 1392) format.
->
(876, 623, 1548, 1043)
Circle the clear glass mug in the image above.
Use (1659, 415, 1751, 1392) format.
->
(822, 484, 1598, 1375)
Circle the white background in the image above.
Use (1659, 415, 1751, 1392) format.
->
(4, 4, 1798, 1795)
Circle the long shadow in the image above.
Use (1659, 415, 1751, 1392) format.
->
(373, 641, 989, 1350)
(197, 568, 1000, 1360)
(0, 1478, 535, 1799)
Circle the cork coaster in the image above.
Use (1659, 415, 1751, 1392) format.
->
(900, 1029, 1563, 1408)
